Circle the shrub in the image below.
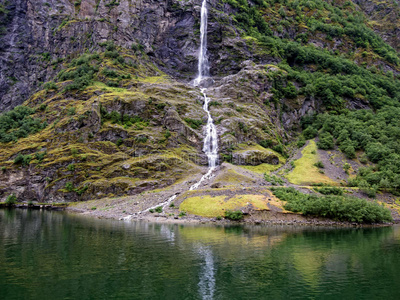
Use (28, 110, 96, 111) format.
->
(179, 211, 186, 217)
(65, 182, 74, 192)
(5, 194, 17, 206)
(155, 206, 163, 213)
(0, 106, 47, 143)
(43, 81, 58, 91)
(76, 185, 88, 196)
(116, 138, 123, 146)
(35, 151, 46, 162)
(271, 187, 391, 223)
(225, 210, 244, 220)
(14, 154, 31, 166)
(259, 139, 274, 148)
(184, 118, 203, 130)
(297, 137, 306, 148)
(317, 132, 334, 150)
(314, 161, 324, 168)
(303, 126, 318, 139)
(314, 186, 343, 195)
(272, 144, 285, 156)
(67, 164, 75, 171)
(164, 129, 171, 139)
(264, 173, 284, 185)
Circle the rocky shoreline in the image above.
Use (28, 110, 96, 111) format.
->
(66, 205, 395, 228)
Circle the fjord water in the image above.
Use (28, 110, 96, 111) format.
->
(1, 210, 400, 299)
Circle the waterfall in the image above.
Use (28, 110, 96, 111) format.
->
(194, 0, 210, 86)
(130, 0, 218, 217)
(190, 0, 218, 190)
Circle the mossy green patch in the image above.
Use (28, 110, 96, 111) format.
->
(286, 140, 336, 186)
(180, 193, 271, 217)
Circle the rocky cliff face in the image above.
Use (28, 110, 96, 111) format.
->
(0, 0, 271, 112)
(1, 0, 400, 203)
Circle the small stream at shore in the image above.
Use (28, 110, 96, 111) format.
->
(2, 209, 400, 299)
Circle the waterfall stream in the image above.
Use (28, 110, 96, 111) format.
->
(130, 0, 217, 216)
(190, 0, 218, 190)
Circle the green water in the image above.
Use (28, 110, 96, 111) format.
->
(1, 209, 400, 299)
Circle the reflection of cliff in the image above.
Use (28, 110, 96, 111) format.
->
(1, 210, 400, 299)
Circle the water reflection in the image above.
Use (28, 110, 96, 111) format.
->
(1, 209, 400, 300)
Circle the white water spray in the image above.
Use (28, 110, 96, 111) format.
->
(194, 0, 210, 86)
(190, 0, 218, 190)
(129, 0, 218, 218)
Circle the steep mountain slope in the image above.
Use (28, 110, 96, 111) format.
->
(1, 0, 400, 222)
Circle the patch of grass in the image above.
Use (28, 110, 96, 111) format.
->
(286, 140, 336, 185)
(179, 193, 271, 218)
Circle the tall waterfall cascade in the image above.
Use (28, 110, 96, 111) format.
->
(130, 0, 218, 216)
(190, 0, 218, 190)
(194, 0, 210, 86)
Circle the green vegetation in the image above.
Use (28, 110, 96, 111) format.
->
(0, 106, 47, 143)
(314, 186, 343, 195)
(264, 174, 284, 185)
(100, 106, 148, 129)
(14, 154, 32, 166)
(184, 118, 203, 130)
(5, 194, 17, 206)
(155, 206, 163, 213)
(58, 53, 100, 91)
(286, 140, 336, 185)
(271, 187, 392, 223)
(314, 161, 324, 169)
(225, 0, 400, 110)
(224, 210, 244, 220)
(304, 107, 400, 195)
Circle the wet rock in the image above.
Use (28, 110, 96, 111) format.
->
(232, 150, 279, 166)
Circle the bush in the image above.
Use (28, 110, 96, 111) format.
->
(225, 210, 244, 220)
(259, 139, 274, 148)
(314, 161, 324, 168)
(314, 186, 343, 195)
(0, 106, 47, 143)
(35, 151, 46, 162)
(297, 137, 306, 148)
(184, 118, 203, 130)
(116, 138, 123, 146)
(155, 206, 163, 213)
(272, 144, 286, 156)
(317, 132, 334, 150)
(264, 174, 284, 185)
(14, 154, 31, 166)
(303, 126, 318, 139)
(43, 81, 58, 91)
(65, 182, 74, 192)
(5, 194, 17, 206)
(271, 187, 391, 223)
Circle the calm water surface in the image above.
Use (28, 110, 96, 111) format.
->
(1, 209, 400, 299)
